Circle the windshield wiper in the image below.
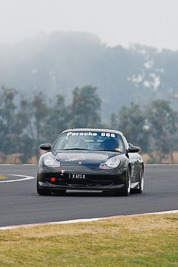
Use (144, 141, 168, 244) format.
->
(97, 149, 122, 153)
(61, 148, 89, 150)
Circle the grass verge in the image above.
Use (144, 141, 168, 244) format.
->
(0, 213, 178, 267)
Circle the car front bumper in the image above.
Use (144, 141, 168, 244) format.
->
(37, 165, 127, 192)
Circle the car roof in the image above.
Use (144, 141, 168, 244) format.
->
(61, 128, 124, 136)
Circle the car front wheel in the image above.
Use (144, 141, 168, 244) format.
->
(37, 181, 51, 196)
(137, 168, 144, 193)
(123, 168, 131, 196)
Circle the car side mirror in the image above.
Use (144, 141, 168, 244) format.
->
(40, 143, 52, 151)
(128, 146, 140, 153)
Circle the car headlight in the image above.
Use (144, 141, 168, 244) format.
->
(99, 156, 120, 169)
(43, 155, 60, 167)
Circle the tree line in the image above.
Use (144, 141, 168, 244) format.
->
(1, 32, 178, 117)
(0, 86, 177, 163)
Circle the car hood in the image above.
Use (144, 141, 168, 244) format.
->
(55, 150, 119, 165)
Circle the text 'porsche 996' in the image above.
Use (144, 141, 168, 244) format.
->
(37, 128, 144, 196)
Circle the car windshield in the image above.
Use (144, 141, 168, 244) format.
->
(53, 131, 124, 153)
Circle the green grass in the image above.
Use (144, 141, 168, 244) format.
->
(0, 213, 178, 266)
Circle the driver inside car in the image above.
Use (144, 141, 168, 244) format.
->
(65, 135, 87, 149)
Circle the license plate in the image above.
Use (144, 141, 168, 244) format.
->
(69, 174, 86, 179)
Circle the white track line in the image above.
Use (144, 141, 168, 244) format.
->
(0, 174, 34, 183)
(0, 210, 177, 230)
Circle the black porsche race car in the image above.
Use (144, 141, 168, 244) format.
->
(37, 128, 144, 196)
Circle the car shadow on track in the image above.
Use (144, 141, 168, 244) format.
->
(50, 190, 137, 197)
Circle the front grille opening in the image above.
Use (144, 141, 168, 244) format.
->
(45, 174, 115, 187)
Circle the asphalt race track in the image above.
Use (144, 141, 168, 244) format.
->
(0, 164, 177, 227)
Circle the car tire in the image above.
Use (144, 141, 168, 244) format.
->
(137, 168, 144, 194)
(37, 181, 51, 196)
(123, 168, 131, 196)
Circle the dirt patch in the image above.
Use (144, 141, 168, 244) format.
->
(142, 151, 178, 164)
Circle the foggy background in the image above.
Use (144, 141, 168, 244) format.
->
(0, 0, 178, 51)
(0, 0, 178, 164)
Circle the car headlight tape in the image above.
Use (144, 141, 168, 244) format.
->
(99, 157, 120, 169)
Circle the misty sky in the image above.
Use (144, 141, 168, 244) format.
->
(0, 0, 178, 51)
